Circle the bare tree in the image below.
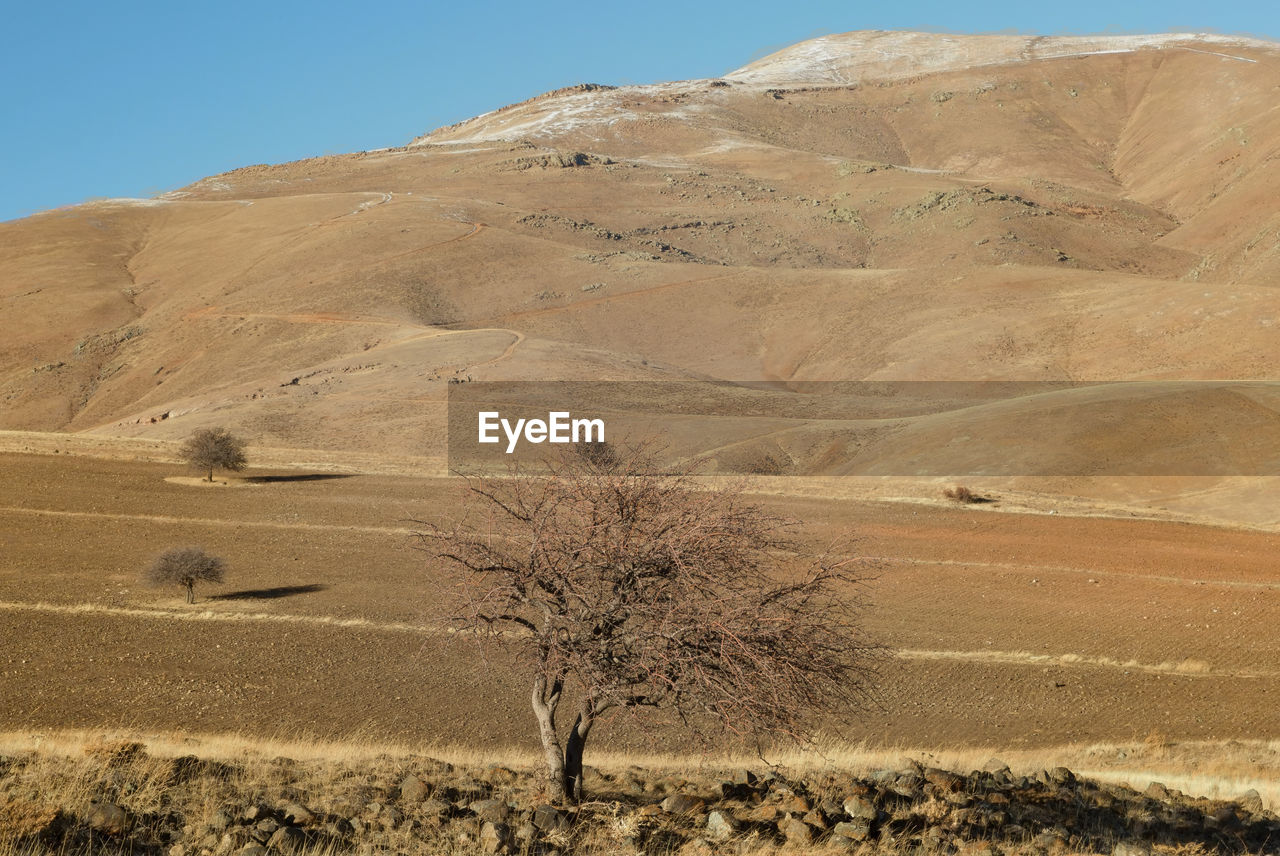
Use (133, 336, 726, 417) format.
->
(179, 427, 247, 482)
(145, 546, 226, 603)
(418, 446, 877, 805)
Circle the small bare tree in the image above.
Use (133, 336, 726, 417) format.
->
(179, 427, 247, 482)
(145, 546, 226, 603)
(418, 446, 877, 804)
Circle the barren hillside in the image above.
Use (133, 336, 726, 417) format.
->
(2, 31, 1278, 518)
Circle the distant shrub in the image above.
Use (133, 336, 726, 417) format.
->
(179, 427, 247, 482)
(575, 439, 619, 470)
(943, 485, 992, 504)
(145, 546, 226, 603)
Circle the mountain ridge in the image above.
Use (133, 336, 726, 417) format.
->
(2, 30, 1278, 523)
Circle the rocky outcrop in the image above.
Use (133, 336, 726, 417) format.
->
(1, 748, 1275, 855)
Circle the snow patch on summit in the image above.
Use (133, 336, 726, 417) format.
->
(725, 31, 1274, 87)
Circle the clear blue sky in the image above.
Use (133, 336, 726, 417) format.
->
(2, 0, 1275, 222)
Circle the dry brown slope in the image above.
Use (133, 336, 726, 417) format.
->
(0, 33, 1277, 504)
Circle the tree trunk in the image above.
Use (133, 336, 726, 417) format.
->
(562, 707, 594, 804)
(208, 466, 214, 482)
(186, 583, 194, 604)
(531, 674, 568, 803)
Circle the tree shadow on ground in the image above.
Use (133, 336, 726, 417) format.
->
(210, 584, 329, 601)
(242, 474, 356, 484)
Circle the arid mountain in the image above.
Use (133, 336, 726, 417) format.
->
(2, 31, 1278, 517)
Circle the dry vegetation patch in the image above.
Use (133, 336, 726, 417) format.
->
(2, 734, 1278, 856)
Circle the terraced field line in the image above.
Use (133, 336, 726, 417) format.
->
(0, 506, 414, 536)
(894, 648, 1274, 679)
(0, 600, 433, 634)
(869, 555, 1280, 590)
(2, 503, 1271, 591)
(1, 599, 1272, 680)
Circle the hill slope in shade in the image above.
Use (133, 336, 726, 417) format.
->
(2, 31, 1279, 522)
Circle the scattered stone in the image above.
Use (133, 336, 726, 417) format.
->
(479, 821, 513, 854)
(834, 818, 872, 840)
(399, 775, 428, 802)
(253, 817, 280, 840)
(778, 814, 815, 845)
(469, 799, 510, 824)
(266, 826, 305, 854)
(843, 794, 878, 820)
(85, 801, 128, 835)
(775, 793, 810, 813)
(705, 809, 740, 840)
(1113, 842, 1152, 856)
(280, 803, 314, 826)
(924, 767, 965, 791)
(484, 766, 518, 785)
(1144, 782, 1171, 801)
(419, 798, 452, 821)
(661, 793, 706, 814)
(531, 804, 569, 832)
(1238, 788, 1264, 814)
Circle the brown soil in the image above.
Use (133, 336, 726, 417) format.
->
(2, 452, 1277, 754)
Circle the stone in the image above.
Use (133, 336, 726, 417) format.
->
(1031, 830, 1066, 852)
(833, 818, 872, 841)
(1239, 789, 1265, 814)
(419, 798, 452, 821)
(85, 801, 128, 835)
(253, 818, 280, 839)
(705, 810, 740, 840)
(776, 793, 811, 814)
(677, 839, 715, 856)
(219, 829, 253, 851)
(266, 826, 305, 855)
(960, 845, 998, 856)
(480, 821, 513, 854)
(531, 804, 569, 832)
(843, 794, 877, 820)
(801, 808, 828, 829)
(399, 775, 428, 802)
(661, 793, 706, 814)
(1113, 843, 1152, 856)
(890, 775, 924, 799)
(485, 766, 518, 785)
(778, 815, 815, 845)
(924, 768, 965, 792)
(470, 799, 510, 824)
(1049, 767, 1075, 786)
(234, 846, 268, 856)
(280, 803, 314, 826)
(717, 781, 755, 801)
(322, 820, 353, 837)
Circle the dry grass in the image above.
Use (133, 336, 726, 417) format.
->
(2, 728, 1277, 855)
(3, 729, 1276, 809)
